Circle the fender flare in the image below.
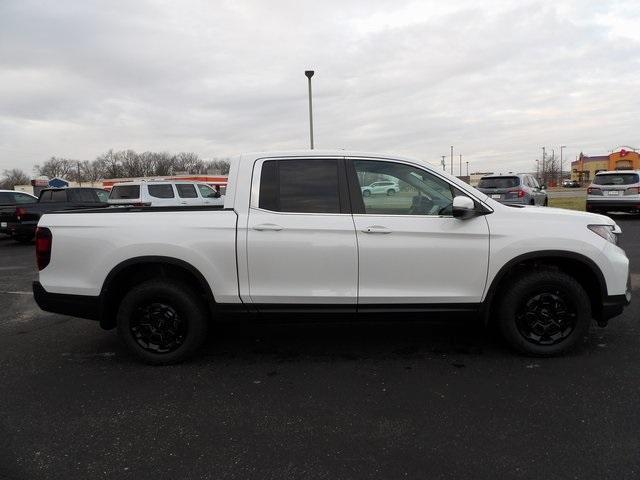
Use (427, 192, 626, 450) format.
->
(99, 256, 214, 328)
(481, 249, 607, 322)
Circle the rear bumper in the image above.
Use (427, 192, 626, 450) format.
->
(10, 222, 36, 237)
(586, 199, 640, 212)
(33, 281, 100, 321)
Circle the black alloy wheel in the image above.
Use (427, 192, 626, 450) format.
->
(498, 269, 591, 356)
(117, 280, 209, 364)
(515, 289, 577, 346)
(130, 302, 187, 354)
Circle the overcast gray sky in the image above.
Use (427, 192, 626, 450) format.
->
(1, 0, 639, 175)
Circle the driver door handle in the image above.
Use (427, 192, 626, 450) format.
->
(362, 225, 392, 234)
(253, 223, 283, 231)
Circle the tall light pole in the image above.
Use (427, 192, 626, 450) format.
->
(450, 146, 454, 174)
(560, 145, 566, 183)
(459, 154, 462, 177)
(441, 155, 446, 171)
(305, 70, 315, 149)
(466, 161, 469, 177)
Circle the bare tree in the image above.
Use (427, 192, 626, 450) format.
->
(96, 150, 122, 179)
(0, 169, 30, 190)
(79, 160, 104, 183)
(34, 157, 75, 179)
(206, 158, 231, 175)
(537, 151, 560, 187)
(174, 152, 205, 174)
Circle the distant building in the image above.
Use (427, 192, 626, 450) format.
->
(571, 148, 640, 183)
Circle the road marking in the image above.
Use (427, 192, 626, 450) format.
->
(0, 290, 31, 295)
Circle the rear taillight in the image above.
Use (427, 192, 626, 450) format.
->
(35, 227, 52, 271)
(508, 189, 526, 198)
(15, 206, 27, 221)
(587, 187, 602, 195)
(625, 187, 640, 196)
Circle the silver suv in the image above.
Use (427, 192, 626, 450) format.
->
(477, 174, 548, 206)
(586, 170, 640, 214)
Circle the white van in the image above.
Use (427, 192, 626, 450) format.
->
(108, 180, 224, 207)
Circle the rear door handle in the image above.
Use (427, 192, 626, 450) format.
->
(253, 223, 283, 231)
(362, 225, 391, 234)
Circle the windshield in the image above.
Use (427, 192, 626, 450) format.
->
(478, 177, 520, 188)
(593, 173, 639, 185)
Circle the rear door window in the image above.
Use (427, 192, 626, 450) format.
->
(176, 184, 198, 198)
(68, 189, 97, 203)
(52, 190, 67, 202)
(110, 185, 141, 199)
(258, 159, 343, 213)
(148, 184, 175, 198)
(594, 173, 639, 185)
(478, 177, 520, 188)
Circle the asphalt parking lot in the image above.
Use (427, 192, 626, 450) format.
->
(1, 218, 639, 480)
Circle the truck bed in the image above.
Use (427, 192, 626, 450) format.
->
(37, 207, 239, 303)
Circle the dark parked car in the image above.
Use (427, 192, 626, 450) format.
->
(563, 179, 581, 188)
(476, 174, 548, 206)
(11, 187, 109, 242)
(0, 190, 38, 236)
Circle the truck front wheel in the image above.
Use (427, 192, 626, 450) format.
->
(116, 280, 209, 365)
(497, 270, 591, 356)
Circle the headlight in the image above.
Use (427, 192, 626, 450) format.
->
(588, 224, 619, 245)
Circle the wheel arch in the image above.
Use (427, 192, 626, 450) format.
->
(99, 256, 215, 330)
(483, 250, 607, 324)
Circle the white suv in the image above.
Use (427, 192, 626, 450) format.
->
(586, 170, 640, 215)
(361, 180, 401, 196)
(108, 180, 224, 207)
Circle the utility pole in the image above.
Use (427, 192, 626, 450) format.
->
(542, 147, 546, 185)
(560, 145, 566, 184)
(441, 155, 446, 171)
(304, 70, 315, 149)
(466, 161, 469, 177)
(450, 146, 453, 175)
(459, 154, 462, 177)
(77, 161, 81, 186)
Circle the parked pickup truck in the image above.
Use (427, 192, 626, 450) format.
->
(12, 187, 109, 242)
(33, 151, 631, 364)
(0, 190, 38, 236)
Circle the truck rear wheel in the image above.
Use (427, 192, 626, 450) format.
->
(497, 270, 591, 356)
(116, 280, 208, 365)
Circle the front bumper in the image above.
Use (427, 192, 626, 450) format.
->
(33, 281, 100, 321)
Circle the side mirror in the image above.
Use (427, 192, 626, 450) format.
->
(452, 195, 476, 219)
(540, 184, 546, 190)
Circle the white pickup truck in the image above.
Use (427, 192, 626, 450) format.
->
(33, 151, 631, 364)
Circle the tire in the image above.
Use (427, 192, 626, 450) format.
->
(362, 190, 371, 197)
(529, 199, 535, 205)
(116, 280, 209, 365)
(543, 198, 548, 206)
(387, 189, 396, 196)
(497, 270, 591, 356)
